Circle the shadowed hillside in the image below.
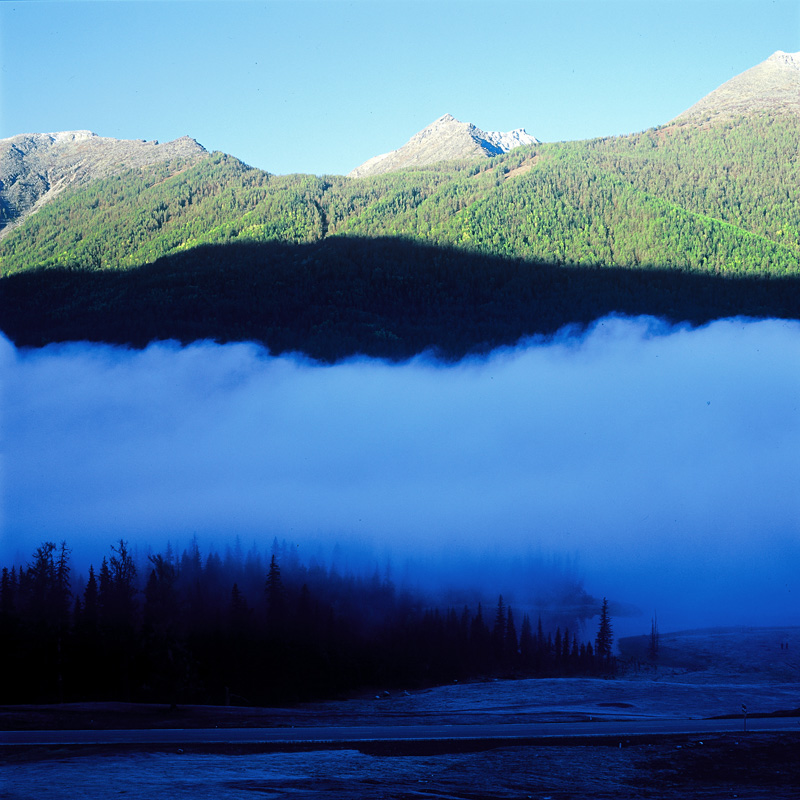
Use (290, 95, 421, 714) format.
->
(3, 237, 799, 361)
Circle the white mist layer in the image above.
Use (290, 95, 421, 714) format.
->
(2, 316, 799, 632)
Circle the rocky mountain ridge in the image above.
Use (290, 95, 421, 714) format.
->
(673, 50, 800, 122)
(0, 131, 207, 238)
(348, 114, 539, 178)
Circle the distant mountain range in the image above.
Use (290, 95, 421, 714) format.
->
(1, 50, 798, 235)
(1, 50, 798, 360)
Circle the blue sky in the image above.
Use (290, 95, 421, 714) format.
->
(1, 0, 798, 175)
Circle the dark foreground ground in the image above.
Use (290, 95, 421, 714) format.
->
(3, 733, 799, 799)
(3, 627, 799, 798)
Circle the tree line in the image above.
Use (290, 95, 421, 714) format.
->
(1, 539, 616, 706)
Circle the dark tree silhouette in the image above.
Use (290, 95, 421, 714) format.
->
(595, 597, 614, 664)
(265, 554, 286, 628)
(519, 613, 535, 667)
(649, 613, 660, 662)
(505, 607, 518, 663)
(1, 538, 612, 704)
(492, 595, 506, 661)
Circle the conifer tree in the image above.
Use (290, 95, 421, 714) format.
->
(53, 541, 72, 631)
(492, 595, 506, 660)
(97, 557, 112, 627)
(519, 613, 534, 668)
(0, 567, 15, 619)
(82, 565, 99, 632)
(229, 582, 251, 632)
(505, 607, 518, 662)
(595, 597, 613, 662)
(536, 615, 545, 652)
(562, 628, 571, 663)
(470, 602, 490, 668)
(554, 628, 563, 670)
(648, 613, 660, 661)
(27, 542, 57, 626)
(265, 555, 286, 627)
(108, 540, 138, 629)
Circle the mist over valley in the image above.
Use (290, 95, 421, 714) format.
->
(4, 315, 798, 638)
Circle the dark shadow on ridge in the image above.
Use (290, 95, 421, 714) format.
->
(2, 237, 799, 361)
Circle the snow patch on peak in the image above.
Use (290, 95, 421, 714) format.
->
(50, 130, 97, 143)
(768, 50, 800, 71)
(349, 114, 539, 178)
(480, 127, 539, 153)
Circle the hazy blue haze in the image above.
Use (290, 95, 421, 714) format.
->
(3, 316, 798, 635)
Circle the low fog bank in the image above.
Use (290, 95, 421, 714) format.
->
(2, 315, 799, 635)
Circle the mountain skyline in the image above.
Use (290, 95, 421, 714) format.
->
(3, 46, 798, 240)
(674, 49, 800, 122)
(1, 1, 796, 176)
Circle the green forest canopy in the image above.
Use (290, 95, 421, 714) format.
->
(2, 113, 798, 278)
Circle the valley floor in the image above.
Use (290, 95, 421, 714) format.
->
(2, 626, 799, 799)
(3, 732, 799, 800)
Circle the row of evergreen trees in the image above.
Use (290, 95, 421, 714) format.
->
(1, 539, 615, 706)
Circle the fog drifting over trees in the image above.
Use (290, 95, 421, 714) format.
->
(3, 315, 798, 634)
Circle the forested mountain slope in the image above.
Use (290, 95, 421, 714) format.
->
(0, 111, 800, 274)
(4, 236, 797, 361)
(2, 113, 797, 278)
(0, 131, 207, 239)
(1, 109, 798, 359)
(332, 115, 800, 276)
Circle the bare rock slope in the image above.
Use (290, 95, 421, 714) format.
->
(673, 50, 800, 123)
(0, 130, 207, 238)
(349, 114, 538, 178)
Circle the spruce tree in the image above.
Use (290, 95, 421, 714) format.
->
(82, 566, 99, 632)
(265, 555, 286, 628)
(492, 595, 506, 661)
(595, 597, 613, 662)
(505, 607, 518, 662)
(519, 613, 534, 668)
(0, 567, 15, 619)
(648, 613, 659, 662)
(554, 627, 562, 670)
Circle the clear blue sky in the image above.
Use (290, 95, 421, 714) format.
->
(1, 0, 798, 175)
